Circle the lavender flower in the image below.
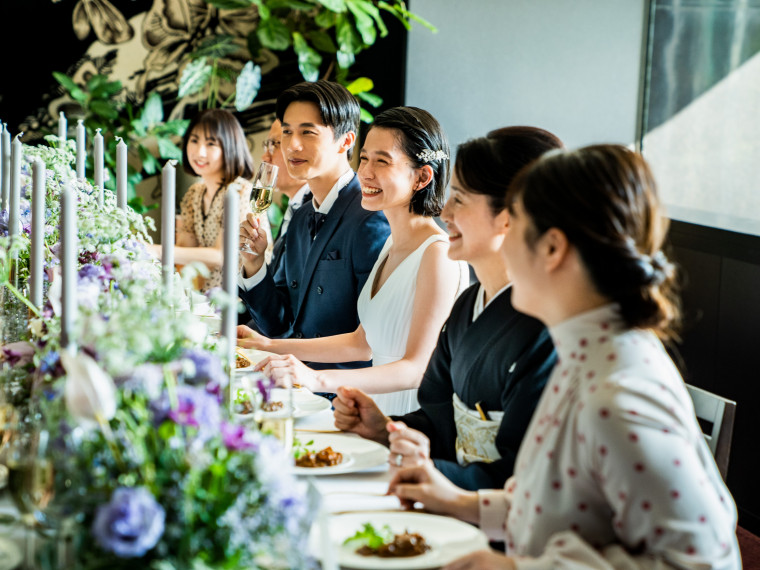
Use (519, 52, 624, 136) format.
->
(1, 341, 35, 367)
(92, 487, 165, 558)
(152, 385, 221, 443)
(221, 422, 258, 451)
(181, 348, 227, 396)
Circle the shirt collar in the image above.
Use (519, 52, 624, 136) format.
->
(290, 184, 309, 208)
(549, 303, 626, 360)
(472, 283, 511, 322)
(313, 169, 354, 214)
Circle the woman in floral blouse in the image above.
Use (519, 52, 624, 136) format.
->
(389, 145, 740, 569)
(149, 109, 254, 292)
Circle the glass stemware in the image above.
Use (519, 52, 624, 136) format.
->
(5, 422, 54, 569)
(240, 162, 279, 254)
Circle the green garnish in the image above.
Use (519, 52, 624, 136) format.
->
(234, 389, 251, 405)
(342, 523, 394, 550)
(292, 437, 315, 460)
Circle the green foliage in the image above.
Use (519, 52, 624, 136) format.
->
(198, 0, 435, 120)
(343, 522, 394, 550)
(52, 73, 189, 208)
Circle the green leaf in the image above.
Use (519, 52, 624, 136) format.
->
(139, 146, 160, 175)
(141, 92, 164, 129)
(130, 118, 147, 138)
(179, 58, 213, 98)
(360, 107, 374, 123)
(360, 0, 388, 37)
(345, 76, 373, 95)
(52, 71, 86, 103)
(357, 90, 383, 107)
(235, 61, 262, 112)
(315, 0, 346, 12)
(336, 14, 362, 54)
(307, 30, 337, 53)
(257, 17, 292, 51)
(314, 9, 336, 28)
(204, 0, 254, 9)
(379, 1, 437, 33)
(346, 0, 376, 45)
(251, 0, 270, 18)
(154, 119, 190, 137)
(336, 49, 355, 69)
(90, 100, 120, 120)
(293, 32, 323, 82)
(246, 30, 263, 58)
(157, 137, 183, 160)
(193, 34, 239, 60)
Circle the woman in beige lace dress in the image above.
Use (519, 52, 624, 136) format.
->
(150, 109, 254, 292)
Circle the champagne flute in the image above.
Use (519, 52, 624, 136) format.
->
(5, 424, 54, 569)
(240, 162, 279, 254)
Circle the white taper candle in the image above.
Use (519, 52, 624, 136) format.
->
(161, 159, 177, 295)
(116, 137, 127, 210)
(61, 181, 78, 350)
(31, 160, 46, 308)
(76, 120, 86, 179)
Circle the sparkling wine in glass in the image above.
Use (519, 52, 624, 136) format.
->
(241, 162, 278, 254)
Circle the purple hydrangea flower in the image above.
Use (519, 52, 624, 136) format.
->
(152, 385, 221, 443)
(92, 487, 165, 558)
(181, 348, 228, 396)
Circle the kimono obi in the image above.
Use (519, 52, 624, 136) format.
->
(453, 392, 503, 465)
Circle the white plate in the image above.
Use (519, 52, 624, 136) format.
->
(310, 511, 489, 569)
(234, 387, 332, 420)
(293, 433, 389, 476)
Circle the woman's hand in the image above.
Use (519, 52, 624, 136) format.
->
(387, 462, 478, 521)
(236, 325, 271, 351)
(145, 243, 161, 258)
(240, 213, 268, 276)
(387, 421, 430, 468)
(333, 386, 390, 444)
(443, 551, 517, 570)
(254, 354, 322, 392)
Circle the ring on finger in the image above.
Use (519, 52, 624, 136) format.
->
(394, 453, 403, 467)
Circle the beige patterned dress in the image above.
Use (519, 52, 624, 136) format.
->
(179, 177, 252, 292)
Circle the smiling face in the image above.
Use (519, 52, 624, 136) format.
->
(280, 101, 350, 183)
(440, 171, 509, 264)
(357, 127, 423, 213)
(186, 127, 224, 184)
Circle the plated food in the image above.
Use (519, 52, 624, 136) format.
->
(345, 523, 431, 558)
(235, 350, 252, 369)
(310, 512, 489, 569)
(294, 443, 344, 468)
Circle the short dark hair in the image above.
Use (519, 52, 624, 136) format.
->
(368, 106, 450, 217)
(275, 80, 360, 159)
(509, 144, 681, 339)
(454, 126, 564, 214)
(182, 109, 254, 186)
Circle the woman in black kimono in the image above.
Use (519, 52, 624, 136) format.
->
(333, 126, 563, 490)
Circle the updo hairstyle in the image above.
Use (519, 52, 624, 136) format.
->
(368, 106, 450, 217)
(509, 144, 681, 339)
(454, 126, 564, 214)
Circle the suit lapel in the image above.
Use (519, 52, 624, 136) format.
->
(293, 175, 359, 319)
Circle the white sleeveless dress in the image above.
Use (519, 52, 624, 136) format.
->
(357, 235, 470, 416)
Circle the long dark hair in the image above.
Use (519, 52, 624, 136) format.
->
(509, 144, 681, 339)
(454, 126, 564, 214)
(368, 106, 450, 217)
(182, 109, 254, 187)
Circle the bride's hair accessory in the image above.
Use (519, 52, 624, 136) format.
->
(416, 149, 449, 162)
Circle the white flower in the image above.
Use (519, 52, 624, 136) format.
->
(29, 318, 44, 339)
(61, 350, 117, 428)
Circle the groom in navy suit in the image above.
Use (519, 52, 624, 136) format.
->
(237, 81, 389, 370)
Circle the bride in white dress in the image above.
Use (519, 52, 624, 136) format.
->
(238, 107, 468, 415)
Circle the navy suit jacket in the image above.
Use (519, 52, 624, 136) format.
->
(239, 174, 390, 369)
